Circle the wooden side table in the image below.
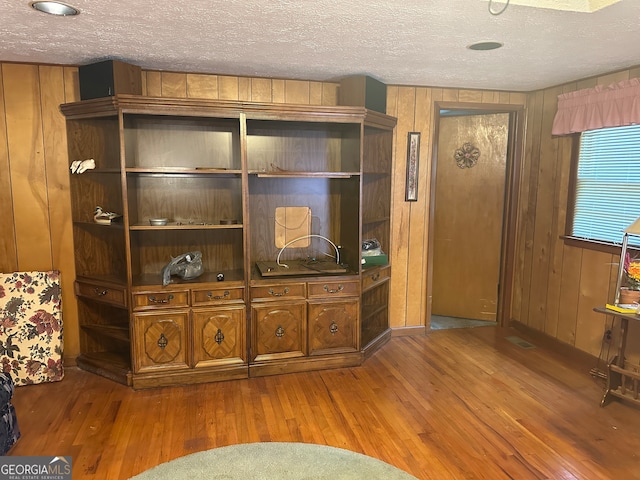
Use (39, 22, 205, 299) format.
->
(594, 307, 640, 407)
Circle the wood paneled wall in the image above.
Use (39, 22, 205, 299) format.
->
(387, 72, 640, 363)
(385, 87, 527, 333)
(513, 66, 640, 361)
(141, 71, 338, 104)
(0, 63, 81, 361)
(3, 59, 639, 364)
(0, 63, 339, 362)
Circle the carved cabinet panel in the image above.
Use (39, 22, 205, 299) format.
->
(133, 310, 189, 373)
(251, 301, 306, 362)
(192, 306, 246, 368)
(308, 299, 359, 355)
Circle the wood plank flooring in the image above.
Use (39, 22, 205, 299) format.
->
(8, 326, 640, 479)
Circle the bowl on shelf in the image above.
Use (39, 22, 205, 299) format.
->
(149, 218, 169, 226)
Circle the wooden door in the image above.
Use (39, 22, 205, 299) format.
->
(251, 301, 307, 361)
(192, 305, 246, 368)
(308, 299, 359, 355)
(133, 310, 190, 372)
(432, 113, 509, 321)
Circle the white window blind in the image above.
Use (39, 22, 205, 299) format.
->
(573, 124, 640, 244)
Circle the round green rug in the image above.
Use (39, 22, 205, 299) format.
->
(129, 442, 417, 479)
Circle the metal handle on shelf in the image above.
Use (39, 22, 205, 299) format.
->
(323, 284, 344, 294)
(208, 290, 229, 300)
(148, 294, 174, 304)
(93, 287, 108, 296)
(268, 287, 289, 297)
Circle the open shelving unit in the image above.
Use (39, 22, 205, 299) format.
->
(62, 94, 396, 388)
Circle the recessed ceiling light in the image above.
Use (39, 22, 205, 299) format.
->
(468, 41, 503, 51)
(30, 1, 79, 16)
(480, 0, 621, 13)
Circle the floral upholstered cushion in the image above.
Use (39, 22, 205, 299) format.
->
(0, 271, 64, 385)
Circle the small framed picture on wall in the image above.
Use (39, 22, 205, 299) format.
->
(405, 132, 420, 201)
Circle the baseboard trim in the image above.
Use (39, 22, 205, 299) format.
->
(391, 325, 426, 337)
(508, 320, 602, 371)
(63, 355, 78, 367)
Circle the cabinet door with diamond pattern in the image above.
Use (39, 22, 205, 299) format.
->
(251, 301, 306, 362)
(133, 310, 189, 373)
(308, 299, 359, 355)
(192, 306, 246, 368)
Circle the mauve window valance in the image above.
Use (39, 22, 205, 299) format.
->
(551, 78, 640, 136)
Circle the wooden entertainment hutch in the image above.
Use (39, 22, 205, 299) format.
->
(62, 93, 396, 389)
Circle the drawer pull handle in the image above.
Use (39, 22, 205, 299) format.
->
(268, 287, 289, 297)
(329, 321, 339, 334)
(93, 287, 108, 296)
(148, 294, 174, 304)
(208, 290, 229, 300)
(157, 333, 168, 349)
(214, 328, 225, 345)
(370, 273, 380, 281)
(323, 284, 344, 294)
(275, 325, 285, 338)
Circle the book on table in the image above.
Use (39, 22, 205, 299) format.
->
(605, 303, 638, 314)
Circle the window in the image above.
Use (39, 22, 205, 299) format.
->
(572, 124, 640, 244)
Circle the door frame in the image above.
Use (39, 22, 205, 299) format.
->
(427, 101, 525, 328)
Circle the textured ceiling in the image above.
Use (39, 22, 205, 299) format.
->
(0, 0, 638, 92)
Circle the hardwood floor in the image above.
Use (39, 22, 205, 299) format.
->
(8, 325, 640, 479)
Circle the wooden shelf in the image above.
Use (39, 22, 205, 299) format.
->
(362, 216, 391, 225)
(608, 387, 640, 406)
(132, 270, 245, 288)
(126, 167, 242, 176)
(77, 168, 121, 174)
(73, 220, 125, 229)
(129, 223, 242, 230)
(76, 352, 132, 386)
(82, 324, 130, 343)
(250, 171, 358, 178)
(362, 303, 388, 318)
(607, 364, 640, 406)
(595, 306, 640, 408)
(76, 274, 128, 288)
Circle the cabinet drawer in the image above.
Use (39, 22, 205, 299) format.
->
(132, 290, 189, 310)
(362, 265, 391, 291)
(192, 286, 244, 306)
(251, 283, 306, 301)
(307, 280, 359, 298)
(75, 280, 127, 307)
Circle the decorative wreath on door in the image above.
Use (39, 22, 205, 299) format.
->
(454, 142, 480, 169)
